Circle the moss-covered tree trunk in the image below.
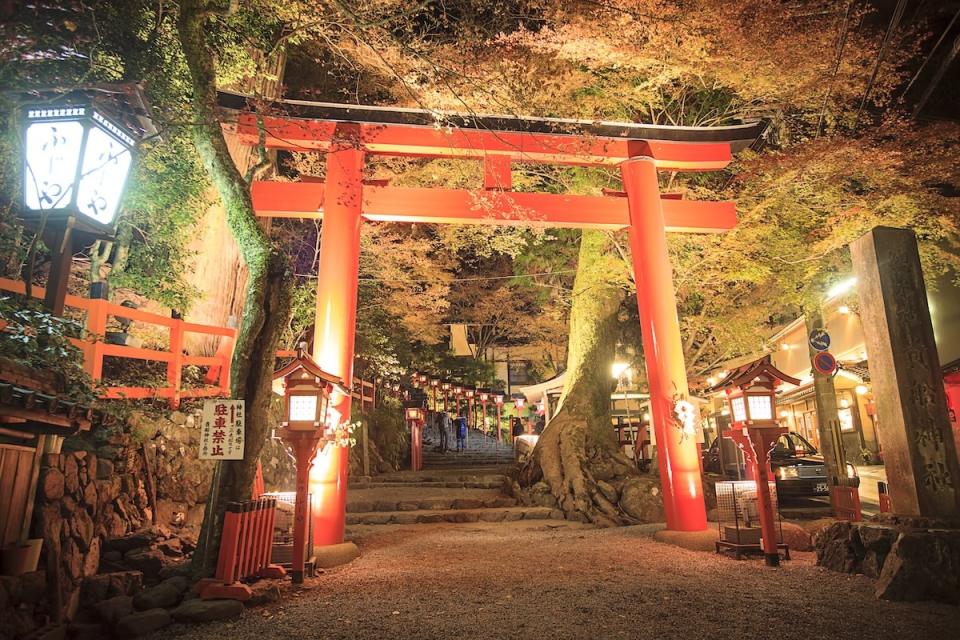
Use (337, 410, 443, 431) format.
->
(178, 0, 293, 575)
(519, 230, 647, 526)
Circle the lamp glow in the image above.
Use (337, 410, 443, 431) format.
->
(611, 361, 630, 378)
(826, 277, 857, 300)
(23, 105, 138, 230)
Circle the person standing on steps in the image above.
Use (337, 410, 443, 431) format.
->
(435, 411, 449, 452)
(455, 415, 468, 452)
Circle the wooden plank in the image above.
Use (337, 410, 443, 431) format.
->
(6, 448, 32, 545)
(101, 343, 174, 362)
(0, 447, 21, 547)
(21, 435, 44, 541)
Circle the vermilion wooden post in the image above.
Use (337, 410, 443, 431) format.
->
(621, 157, 707, 532)
(84, 297, 107, 381)
(168, 318, 183, 409)
(310, 125, 364, 546)
(291, 436, 316, 584)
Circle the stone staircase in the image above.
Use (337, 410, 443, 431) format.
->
(346, 428, 562, 526)
(422, 426, 516, 468)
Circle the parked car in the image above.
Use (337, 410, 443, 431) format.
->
(702, 431, 859, 498)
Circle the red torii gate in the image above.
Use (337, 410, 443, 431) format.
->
(220, 92, 763, 540)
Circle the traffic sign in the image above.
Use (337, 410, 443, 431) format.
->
(809, 328, 831, 352)
(812, 351, 838, 376)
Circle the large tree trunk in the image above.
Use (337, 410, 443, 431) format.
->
(177, 0, 293, 575)
(519, 230, 644, 526)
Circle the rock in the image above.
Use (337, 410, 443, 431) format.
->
(157, 538, 182, 557)
(71, 508, 95, 550)
(96, 595, 134, 625)
(451, 498, 484, 510)
(106, 532, 156, 554)
(81, 571, 143, 605)
(44, 453, 63, 471)
(43, 468, 65, 500)
(82, 538, 101, 577)
(85, 454, 97, 481)
(246, 585, 281, 608)
(67, 622, 103, 640)
(619, 476, 665, 523)
(373, 500, 397, 512)
(64, 455, 80, 494)
(161, 575, 192, 594)
(779, 522, 813, 552)
(64, 538, 83, 581)
(171, 598, 243, 623)
(860, 524, 899, 554)
(116, 608, 172, 637)
(123, 548, 166, 580)
(347, 501, 373, 513)
(591, 461, 615, 481)
(815, 522, 863, 574)
(875, 530, 960, 604)
(19, 571, 46, 604)
(82, 482, 98, 509)
(156, 562, 192, 581)
(169, 411, 188, 425)
(596, 480, 620, 504)
(313, 542, 360, 568)
(60, 495, 78, 516)
(95, 459, 115, 481)
(133, 582, 182, 610)
(396, 502, 420, 511)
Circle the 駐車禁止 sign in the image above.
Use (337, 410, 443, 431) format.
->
(200, 399, 245, 460)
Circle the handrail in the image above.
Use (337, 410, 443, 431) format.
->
(0, 277, 236, 409)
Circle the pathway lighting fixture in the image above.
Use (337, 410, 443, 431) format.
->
(19, 86, 154, 313)
(825, 277, 857, 301)
(711, 356, 801, 566)
(855, 385, 869, 395)
(611, 361, 630, 378)
(273, 345, 346, 584)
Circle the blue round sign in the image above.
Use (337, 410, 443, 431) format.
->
(809, 328, 831, 352)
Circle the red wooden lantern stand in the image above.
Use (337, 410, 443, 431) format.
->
(272, 347, 345, 583)
(708, 356, 801, 566)
(406, 407, 424, 471)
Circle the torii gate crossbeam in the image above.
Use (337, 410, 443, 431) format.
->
(221, 91, 764, 543)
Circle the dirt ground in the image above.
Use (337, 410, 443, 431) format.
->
(152, 521, 960, 640)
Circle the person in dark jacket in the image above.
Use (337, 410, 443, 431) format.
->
(455, 415, 468, 452)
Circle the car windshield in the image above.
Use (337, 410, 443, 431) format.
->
(773, 433, 818, 456)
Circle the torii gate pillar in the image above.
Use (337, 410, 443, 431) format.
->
(310, 129, 364, 546)
(622, 157, 708, 532)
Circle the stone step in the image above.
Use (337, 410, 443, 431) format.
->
(348, 481, 504, 489)
(347, 495, 518, 513)
(345, 506, 562, 525)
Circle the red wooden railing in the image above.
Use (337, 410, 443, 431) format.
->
(0, 278, 235, 408)
(832, 486, 863, 521)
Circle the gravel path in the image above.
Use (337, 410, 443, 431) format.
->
(152, 521, 960, 640)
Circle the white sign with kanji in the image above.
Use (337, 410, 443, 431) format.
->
(199, 399, 245, 460)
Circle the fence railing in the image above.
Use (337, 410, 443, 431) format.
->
(0, 278, 235, 408)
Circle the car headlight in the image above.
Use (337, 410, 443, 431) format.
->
(777, 467, 799, 480)
(846, 463, 858, 479)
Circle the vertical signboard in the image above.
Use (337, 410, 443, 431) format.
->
(200, 399, 245, 460)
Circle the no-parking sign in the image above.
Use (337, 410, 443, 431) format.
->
(812, 351, 837, 376)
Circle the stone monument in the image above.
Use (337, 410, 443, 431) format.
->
(850, 226, 960, 518)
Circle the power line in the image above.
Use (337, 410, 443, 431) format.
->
(853, 0, 908, 131)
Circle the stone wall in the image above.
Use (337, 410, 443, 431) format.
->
(816, 518, 960, 604)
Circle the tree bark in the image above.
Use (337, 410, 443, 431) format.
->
(177, 0, 293, 575)
(519, 231, 640, 526)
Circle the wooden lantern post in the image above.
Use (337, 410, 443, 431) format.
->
(708, 357, 800, 566)
(273, 346, 346, 584)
